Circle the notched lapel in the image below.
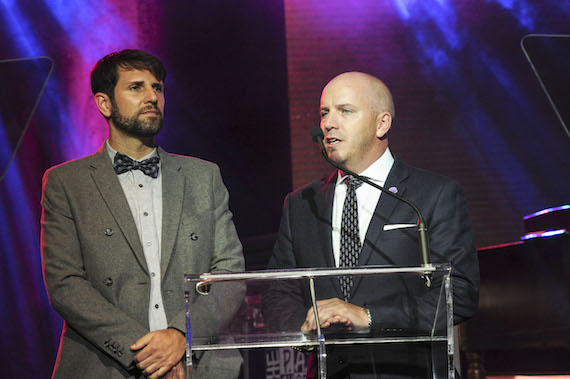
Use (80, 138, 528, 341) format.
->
(315, 173, 344, 298)
(351, 160, 409, 295)
(89, 148, 149, 274)
(159, 150, 184, 281)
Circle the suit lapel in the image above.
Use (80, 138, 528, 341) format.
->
(90, 144, 148, 273)
(350, 159, 409, 296)
(158, 148, 184, 281)
(317, 172, 344, 297)
(318, 172, 337, 268)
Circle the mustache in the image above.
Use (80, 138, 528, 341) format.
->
(138, 105, 162, 116)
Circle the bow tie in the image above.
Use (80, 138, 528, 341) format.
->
(113, 152, 160, 178)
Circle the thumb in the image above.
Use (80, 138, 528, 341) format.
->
(131, 332, 153, 351)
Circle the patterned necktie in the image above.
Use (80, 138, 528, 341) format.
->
(113, 152, 160, 178)
(339, 176, 363, 301)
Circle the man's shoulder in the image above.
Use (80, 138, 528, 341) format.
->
(396, 158, 460, 189)
(162, 152, 219, 173)
(44, 153, 98, 178)
(287, 171, 336, 202)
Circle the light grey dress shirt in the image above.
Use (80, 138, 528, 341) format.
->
(106, 141, 168, 331)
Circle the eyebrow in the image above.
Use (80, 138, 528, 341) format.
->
(125, 80, 163, 86)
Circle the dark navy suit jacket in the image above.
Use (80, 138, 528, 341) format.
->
(265, 158, 479, 377)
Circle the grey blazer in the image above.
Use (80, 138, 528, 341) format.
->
(41, 144, 245, 378)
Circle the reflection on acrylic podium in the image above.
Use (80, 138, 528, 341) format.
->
(184, 264, 454, 379)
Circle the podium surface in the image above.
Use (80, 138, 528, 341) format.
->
(185, 264, 454, 378)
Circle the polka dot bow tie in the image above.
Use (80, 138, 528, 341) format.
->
(113, 152, 160, 178)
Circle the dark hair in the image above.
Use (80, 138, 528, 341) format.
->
(90, 49, 166, 98)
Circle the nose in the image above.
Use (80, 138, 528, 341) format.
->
(321, 112, 337, 132)
(144, 86, 159, 104)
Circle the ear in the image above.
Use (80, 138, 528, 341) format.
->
(376, 112, 392, 139)
(94, 92, 112, 118)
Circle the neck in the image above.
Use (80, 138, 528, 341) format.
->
(343, 145, 387, 175)
(108, 128, 155, 160)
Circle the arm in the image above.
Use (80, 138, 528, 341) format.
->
(41, 169, 149, 369)
(300, 180, 479, 333)
(263, 194, 310, 332)
(168, 164, 245, 335)
(133, 164, 245, 376)
(367, 180, 479, 331)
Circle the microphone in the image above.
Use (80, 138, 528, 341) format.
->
(310, 127, 432, 286)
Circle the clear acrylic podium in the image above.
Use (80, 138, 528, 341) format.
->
(184, 264, 454, 378)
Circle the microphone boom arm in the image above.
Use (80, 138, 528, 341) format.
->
(311, 127, 432, 287)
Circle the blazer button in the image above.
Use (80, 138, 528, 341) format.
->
(190, 233, 198, 241)
(104, 278, 113, 286)
(105, 228, 113, 236)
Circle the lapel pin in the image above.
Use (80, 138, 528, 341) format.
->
(388, 187, 398, 194)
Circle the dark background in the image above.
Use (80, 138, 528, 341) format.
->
(1, 0, 569, 377)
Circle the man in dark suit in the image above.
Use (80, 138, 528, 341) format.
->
(41, 50, 244, 378)
(266, 72, 479, 377)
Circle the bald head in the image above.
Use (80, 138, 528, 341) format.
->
(324, 72, 395, 120)
(319, 72, 394, 174)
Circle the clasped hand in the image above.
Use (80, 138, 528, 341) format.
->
(131, 328, 186, 378)
(301, 298, 369, 332)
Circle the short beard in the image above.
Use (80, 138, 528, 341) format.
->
(110, 99, 163, 138)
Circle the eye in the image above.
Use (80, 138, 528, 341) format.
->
(342, 108, 353, 114)
(129, 84, 141, 91)
(153, 84, 164, 93)
(320, 110, 329, 118)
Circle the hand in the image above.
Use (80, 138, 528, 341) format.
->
(301, 298, 369, 332)
(164, 361, 185, 379)
(131, 328, 186, 378)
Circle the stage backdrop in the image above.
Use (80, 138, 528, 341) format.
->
(285, 0, 570, 247)
(0, 0, 290, 377)
(1, 0, 570, 378)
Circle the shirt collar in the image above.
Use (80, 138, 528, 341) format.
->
(335, 147, 395, 187)
(105, 140, 159, 162)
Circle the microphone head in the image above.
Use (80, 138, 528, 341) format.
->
(310, 127, 324, 143)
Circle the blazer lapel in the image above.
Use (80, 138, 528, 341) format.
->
(90, 144, 149, 273)
(350, 159, 409, 296)
(316, 172, 345, 298)
(318, 172, 337, 269)
(158, 148, 184, 281)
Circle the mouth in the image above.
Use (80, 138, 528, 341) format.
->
(141, 108, 160, 116)
(325, 137, 341, 145)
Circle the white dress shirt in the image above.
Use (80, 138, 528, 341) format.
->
(331, 148, 395, 267)
(106, 141, 168, 331)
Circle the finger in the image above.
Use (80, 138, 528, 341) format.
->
(149, 365, 170, 379)
(305, 307, 315, 324)
(175, 363, 185, 379)
(131, 332, 153, 351)
(142, 361, 162, 376)
(134, 345, 155, 365)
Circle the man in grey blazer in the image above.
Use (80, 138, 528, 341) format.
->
(266, 72, 479, 377)
(41, 50, 245, 378)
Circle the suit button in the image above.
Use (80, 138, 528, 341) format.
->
(105, 278, 113, 286)
(190, 233, 198, 241)
(105, 228, 113, 236)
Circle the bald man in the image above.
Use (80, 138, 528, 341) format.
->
(266, 72, 479, 378)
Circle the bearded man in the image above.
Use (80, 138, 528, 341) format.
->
(41, 50, 244, 379)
